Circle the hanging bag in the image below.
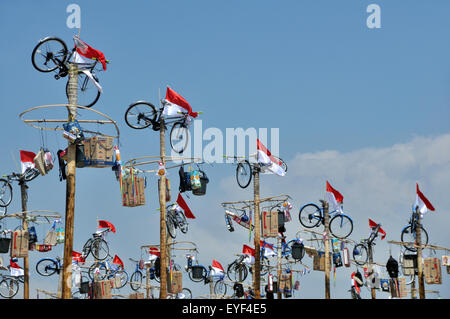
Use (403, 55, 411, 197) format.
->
(33, 149, 47, 176)
(44, 223, 58, 246)
(0, 232, 11, 254)
(192, 170, 209, 196)
(28, 226, 38, 244)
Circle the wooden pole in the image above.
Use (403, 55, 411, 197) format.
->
(159, 117, 168, 299)
(253, 163, 261, 299)
(411, 276, 417, 299)
(323, 201, 331, 299)
(19, 178, 29, 299)
(146, 263, 151, 299)
(415, 207, 425, 299)
(368, 243, 376, 299)
(62, 63, 78, 299)
(276, 235, 282, 299)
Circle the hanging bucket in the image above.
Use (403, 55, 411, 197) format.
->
(0, 237, 11, 254)
(291, 242, 304, 260)
(192, 170, 209, 196)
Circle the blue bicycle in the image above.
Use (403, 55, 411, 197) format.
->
(36, 256, 63, 276)
(87, 257, 128, 288)
(261, 237, 305, 262)
(298, 200, 353, 239)
(129, 257, 160, 291)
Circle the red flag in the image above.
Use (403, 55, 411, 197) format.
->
(20, 150, 36, 173)
(368, 218, 386, 240)
(98, 220, 116, 233)
(326, 181, 343, 204)
(242, 244, 255, 256)
(211, 260, 224, 275)
(176, 193, 196, 219)
(165, 87, 198, 118)
(149, 247, 160, 257)
(415, 183, 435, 214)
(73, 35, 107, 70)
(72, 251, 85, 263)
(113, 255, 124, 269)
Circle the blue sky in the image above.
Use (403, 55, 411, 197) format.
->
(0, 0, 449, 299)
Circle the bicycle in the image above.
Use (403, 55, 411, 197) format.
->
(352, 223, 381, 266)
(0, 167, 40, 211)
(87, 256, 128, 288)
(35, 256, 63, 277)
(225, 155, 287, 189)
(298, 199, 354, 239)
(226, 253, 270, 282)
(166, 204, 188, 239)
(261, 236, 306, 262)
(129, 257, 160, 291)
(81, 228, 112, 261)
(0, 272, 22, 298)
(31, 35, 109, 108)
(124, 99, 202, 154)
(400, 207, 429, 252)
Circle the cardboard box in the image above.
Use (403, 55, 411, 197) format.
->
(313, 251, 332, 271)
(122, 176, 146, 207)
(10, 230, 29, 258)
(167, 270, 182, 294)
(398, 277, 407, 298)
(129, 292, 145, 299)
(94, 280, 112, 299)
(261, 211, 278, 237)
(402, 254, 418, 276)
(83, 136, 114, 167)
(424, 257, 442, 285)
(278, 274, 292, 291)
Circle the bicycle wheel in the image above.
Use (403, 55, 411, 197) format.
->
(170, 122, 189, 154)
(352, 244, 368, 266)
(65, 71, 101, 108)
(401, 225, 429, 252)
(0, 179, 12, 208)
(166, 214, 177, 239)
(214, 279, 227, 296)
(88, 262, 107, 281)
(124, 101, 157, 129)
(298, 203, 322, 228)
(82, 238, 93, 259)
(0, 278, 19, 298)
(177, 212, 188, 234)
(249, 257, 270, 277)
(329, 214, 353, 239)
(130, 271, 143, 291)
(90, 238, 109, 261)
(236, 160, 252, 189)
(36, 258, 59, 277)
(31, 37, 68, 72)
(227, 262, 248, 282)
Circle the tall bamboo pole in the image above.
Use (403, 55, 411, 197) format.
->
(276, 235, 282, 299)
(416, 207, 425, 299)
(159, 117, 168, 299)
(253, 163, 261, 299)
(368, 243, 376, 299)
(62, 63, 78, 299)
(323, 201, 330, 299)
(19, 178, 29, 299)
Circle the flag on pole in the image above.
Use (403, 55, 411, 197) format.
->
(210, 259, 225, 277)
(98, 220, 116, 233)
(368, 218, 386, 240)
(9, 260, 24, 277)
(176, 193, 196, 219)
(112, 255, 124, 269)
(20, 150, 36, 174)
(73, 35, 107, 70)
(163, 87, 198, 118)
(149, 247, 160, 261)
(326, 181, 344, 213)
(72, 251, 86, 263)
(242, 244, 255, 264)
(415, 183, 435, 215)
(256, 139, 286, 176)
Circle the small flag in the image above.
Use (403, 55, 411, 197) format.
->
(415, 183, 435, 215)
(211, 260, 225, 276)
(163, 87, 198, 118)
(20, 150, 36, 174)
(113, 255, 124, 269)
(98, 220, 116, 233)
(326, 181, 344, 213)
(176, 193, 196, 219)
(256, 139, 286, 176)
(369, 218, 386, 240)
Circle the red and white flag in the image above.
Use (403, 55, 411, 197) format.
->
(326, 181, 343, 213)
(242, 244, 255, 264)
(10, 260, 24, 277)
(210, 259, 225, 276)
(73, 35, 107, 70)
(415, 183, 435, 215)
(112, 255, 124, 269)
(98, 220, 116, 233)
(148, 247, 160, 261)
(368, 218, 386, 240)
(72, 251, 86, 264)
(176, 193, 196, 219)
(260, 240, 276, 258)
(256, 139, 286, 176)
(20, 150, 36, 174)
(163, 87, 198, 118)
